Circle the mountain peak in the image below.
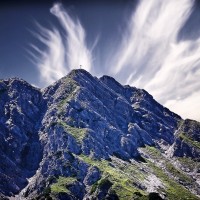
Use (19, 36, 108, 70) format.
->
(68, 68, 93, 78)
(0, 70, 200, 200)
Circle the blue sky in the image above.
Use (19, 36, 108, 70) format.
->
(1, 0, 200, 121)
(0, 0, 135, 84)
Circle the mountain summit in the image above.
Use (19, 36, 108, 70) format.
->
(0, 69, 200, 199)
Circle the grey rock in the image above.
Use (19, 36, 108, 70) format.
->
(84, 166, 101, 186)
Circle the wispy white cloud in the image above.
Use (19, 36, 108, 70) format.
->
(111, 0, 193, 83)
(29, 23, 66, 85)
(146, 39, 200, 102)
(30, 1, 200, 121)
(165, 91, 200, 121)
(30, 3, 94, 86)
(111, 0, 200, 121)
(50, 3, 94, 71)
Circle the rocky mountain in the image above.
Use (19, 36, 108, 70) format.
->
(0, 69, 199, 200)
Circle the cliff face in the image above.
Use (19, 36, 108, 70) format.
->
(0, 69, 199, 200)
(0, 78, 44, 197)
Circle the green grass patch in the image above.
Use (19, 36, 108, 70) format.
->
(177, 157, 200, 171)
(148, 162, 199, 200)
(91, 177, 112, 194)
(111, 157, 146, 180)
(78, 155, 148, 199)
(58, 120, 87, 143)
(50, 176, 76, 194)
(179, 132, 200, 149)
(57, 78, 79, 111)
(91, 181, 99, 194)
(165, 163, 193, 184)
(144, 146, 162, 158)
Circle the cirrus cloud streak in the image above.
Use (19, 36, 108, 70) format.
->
(30, 3, 95, 86)
(110, 0, 200, 121)
(30, 1, 200, 121)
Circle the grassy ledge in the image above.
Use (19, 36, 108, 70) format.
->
(148, 162, 199, 200)
(57, 78, 80, 111)
(78, 154, 148, 199)
(177, 157, 200, 171)
(58, 120, 87, 143)
(165, 163, 193, 185)
(50, 176, 76, 194)
(179, 132, 200, 149)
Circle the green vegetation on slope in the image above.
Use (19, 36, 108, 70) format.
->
(50, 120, 87, 143)
(58, 120, 87, 143)
(78, 155, 148, 199)
(144, 146, 163, 158)
(165, 163, 193, 184)
(57, 77, 80, 110)
(177, 157, 200, 172)
(50, 176, 76, 194)
(148, 162, 199, 200)
(142, 146, 194, 185)
(179, 132, 200, 149)
(140, 146, 199, 200)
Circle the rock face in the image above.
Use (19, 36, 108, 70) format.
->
(0, 69, 199, 200)
(0, 78, 44, 197)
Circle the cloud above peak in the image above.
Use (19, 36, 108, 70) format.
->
(30, 1, 200, 121)
(50, 3, 94, 71)
(31, 3, 94, 86)
(110, 0, 194, 83)
(109, 0, 200, 121)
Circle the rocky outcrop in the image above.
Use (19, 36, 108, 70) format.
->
(169, 119, 200, 159)
(0, 70, 199, 200)
(0, 78, 44, 196)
